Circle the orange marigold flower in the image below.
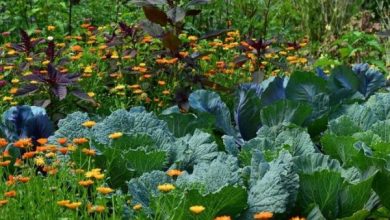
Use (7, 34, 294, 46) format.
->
(158, 80, 166, 86)
(4, 190, 16, 197)
(37, 138, 48, 145)
(71, 45, 83, 52)
(290, 217, 306, 220)
(65, 201, 82, 209)
(13, 138, 33, 149)
(2, 150, 10, 158)
(14, 159, 23, 167)
(0, 200, 8, 207)
(82, 148, 96, 156)
(73, 138, 88, 145)
(215, 216, 232, 220)
(79, 179, 94, 187)
(166, 169, 183, 177)
(254, 211, 273, 220)
(57, 200, 70, 206)
(22, 151, 36, 159)
(96, 186, 114, 194)
(58, 147, 68, 155)
(0, 160, 11, 167)
(57, 138, 67, 145)
(17, 176, 30, 183)
(0, 138, 8, 148)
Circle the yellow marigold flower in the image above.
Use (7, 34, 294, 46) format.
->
(88, 204, 105, 213)
(57, 200, 70, 206)
(34, 156, 46, 166)
(11, 79, 19, 84)
(47, 25, 56, 31)
(286, 56, 297, 61)
(188, 36, 198, 41)
(87, 92, 95, 97)
(85, 168, 104, 179)
(82, 120, 96, 128)
(42, 60, 50, 65)
(166, 169, 183, 177)
(67, 144, 77, 152)
(3, 96, 13, 102)
(279, 51, 287, 56)
(298, 57, 308, 64)
(133, 203, 142, 211)
(65, 201, 82, 209)
(157, 183, 175, 192)
(84, 66, 93, 73)
(108, 132, 123, 139)
(253, 211, 273, 220)
(96, 186, 114, 194)
(189, 205, 205, 214)
(162, 90, 170, 95)
(214, 216, 231, 220)
(79, 179, 94, 187)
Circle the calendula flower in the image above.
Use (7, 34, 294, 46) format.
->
(73, 138, 88, 144)
(157, 183, 175, 192)
(254, 211, 273, 220)
(17, 176, 30, 183)
(47, 25, 56, 31)
(57, 200, 70, 206)
(34, 156, 46, 166)
(37, 138, 48, 145)
(4, 190, 16, 198)
(108, 132, 123, 139)
(22, 151, 36, 159)
(133, 204, 142, 211)
(0, 200, 8, 207)
(85, 168, 104, 179)
(79, 179, 94, 187)
(82, 148, 96, 156)
(96, 186, 114, 194)
(57, 138, 68, 145)
(166, 169, 183, 177)
(82, 120, 96, 128)
(214, 216, 231, 220)
(13, 138, 33, 149)
(88, 204, 106, 213)
(189, 205, 205, 214)
(58, 147, 68, 155)
(65, 201, 82, 209)
(67, 144, 77, 152)
(0, 160, 11, 167)
(0, 138, 8, 148)
(290, 217, 305, 220)
(14, 159, 23, 167)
